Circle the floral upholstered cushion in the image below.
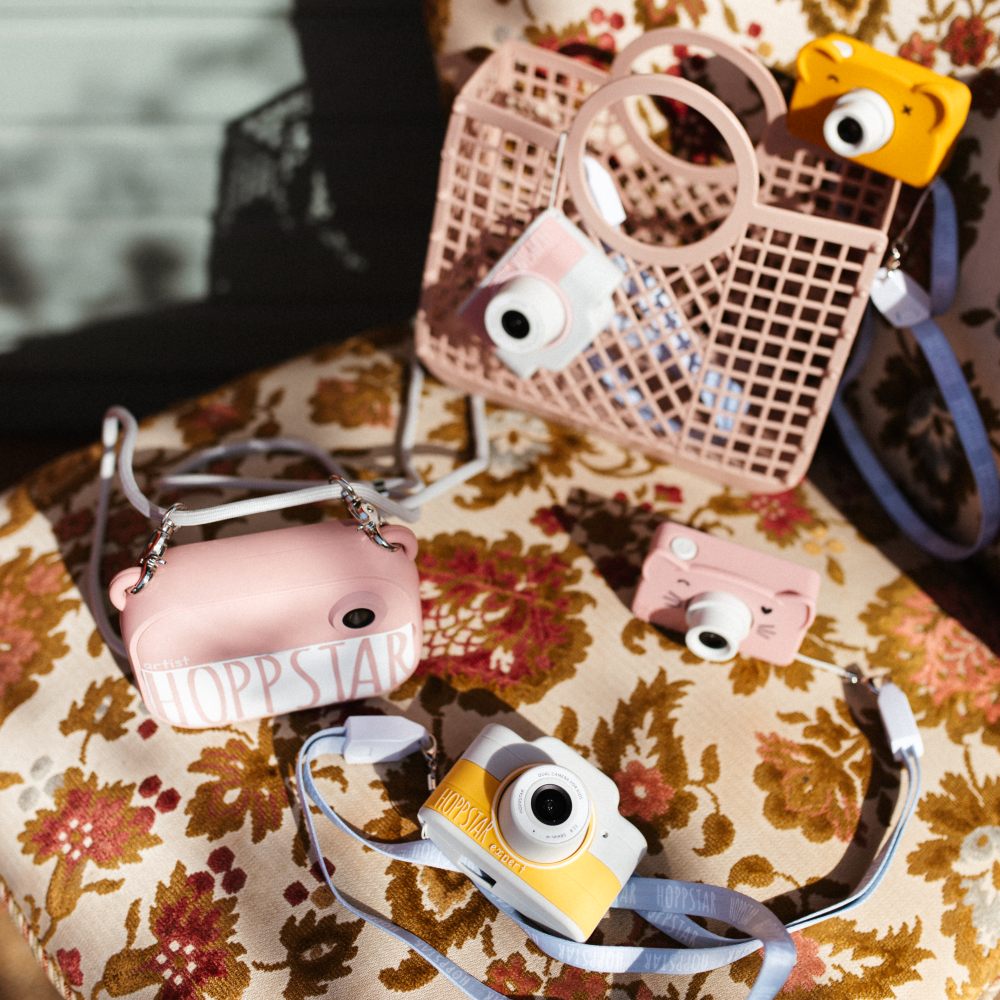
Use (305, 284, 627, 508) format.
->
(0, 334, 997, 1000)
(424, 0, 1000, 581)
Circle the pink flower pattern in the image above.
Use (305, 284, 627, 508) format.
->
(614, 760, 676, 822)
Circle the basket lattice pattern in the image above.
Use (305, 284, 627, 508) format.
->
(416, 41, 898, 491)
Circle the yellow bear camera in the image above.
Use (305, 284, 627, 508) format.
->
(788, 34, 970, 187)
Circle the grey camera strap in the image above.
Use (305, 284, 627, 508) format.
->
(296, 682, 922, 1000)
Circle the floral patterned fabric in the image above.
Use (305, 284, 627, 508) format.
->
(0, 334, 998, 999)
(424, 0, 1000, 581)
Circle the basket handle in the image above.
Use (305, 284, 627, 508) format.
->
(564, 73, 760, 268)
(612, 29, 786, 122)
(608, 28, 786, 186)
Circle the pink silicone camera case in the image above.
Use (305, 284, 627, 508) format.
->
(109, 521, 423, 728)
(632, 521, 820, 665)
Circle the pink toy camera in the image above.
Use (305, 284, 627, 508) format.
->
(109, 521, 422, 728)
(632, 522, 820, 666)
(459, 209, 622, 379)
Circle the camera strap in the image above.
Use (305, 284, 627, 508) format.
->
(296, 681, 922, 1000)
(88, 359, 489, 659)
(831, 177, 1000, 560)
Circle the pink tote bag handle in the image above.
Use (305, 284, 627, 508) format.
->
(608, 28, 787, 186)
(564, 72, 760, 269)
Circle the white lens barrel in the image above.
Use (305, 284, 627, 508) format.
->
(484, 276, 566, 354)
(684, 590, 753, 661)
(823, 88, 895, 157)
(496, 763, 591, 864)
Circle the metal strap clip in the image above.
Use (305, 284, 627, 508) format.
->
(884, 243, 906, 272)
(130, 504, 184, 594)
(334, 477, 400, 551)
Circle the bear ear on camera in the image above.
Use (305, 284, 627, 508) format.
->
(911, 80, 962, 133)
(796, 36, 852, 82)
(776, 590, 816, 630)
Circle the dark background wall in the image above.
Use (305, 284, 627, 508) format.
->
(0, 0, 443, 441)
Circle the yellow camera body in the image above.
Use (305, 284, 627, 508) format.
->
(418, 724, 646, 942)
(788, 34, 970, 187)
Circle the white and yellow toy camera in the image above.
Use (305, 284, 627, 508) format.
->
(417, 723, 647, 942)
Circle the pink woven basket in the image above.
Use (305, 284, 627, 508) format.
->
(415, 29, 900, 492)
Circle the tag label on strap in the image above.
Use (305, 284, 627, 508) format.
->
(869, 267, 932, 328)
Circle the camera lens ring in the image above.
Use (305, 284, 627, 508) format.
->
(328, 591, 388, 634)
(495, 764, 591, 865)
(684, 590, 753, 662)
(822, 88, 895, 158)
(483, 275, 566, 354)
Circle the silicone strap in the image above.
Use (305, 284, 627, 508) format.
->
(623, 748, 921, 959)
(296, 730, 797, 999)
(99, 360, 489, 528)
(831, 180, 1000, 560)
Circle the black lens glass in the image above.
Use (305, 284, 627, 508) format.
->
(530, 786, 573, 827)
(836, 117, 864, 146)
(699, 631, 729, 651)
(342, 608, 376, 629)
(501, 310, 531, 340)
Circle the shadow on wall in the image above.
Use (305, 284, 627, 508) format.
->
(0, 0, 443, 436)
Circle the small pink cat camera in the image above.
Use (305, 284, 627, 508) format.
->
(460, 208, 622, 378)
(109, 521, 422, 728)
(632, 522, 820, 666)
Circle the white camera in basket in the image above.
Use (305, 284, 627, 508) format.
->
(417, 722, 646, 942)
(460, 209, 622, 378)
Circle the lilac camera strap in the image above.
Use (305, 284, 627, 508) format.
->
(295, 730, 796, 999)
(296, 693, 922, 1000)
(831, 178, 1000, 560)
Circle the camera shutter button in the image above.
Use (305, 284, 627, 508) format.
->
(670, 536, 698, 560)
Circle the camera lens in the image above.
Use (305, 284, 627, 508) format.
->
(342, 607, 375, 629)
(483, 276, 566, 359)
(530, 785, 574, 827)
(836, 117, 864, 146)
(496, 764, 590, 863)
(698, 631, 729, 651)
(684, 591, 753, 662)
(500, 309, 531, 340)
(822, 89, 895, 158)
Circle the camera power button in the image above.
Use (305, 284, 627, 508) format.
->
(670, 536, 698, 560)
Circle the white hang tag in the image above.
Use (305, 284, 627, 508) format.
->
(583, 156, 627, 226)
(869, 266, 932, 328)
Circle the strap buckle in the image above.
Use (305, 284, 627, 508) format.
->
(422, 734, 438, 793)
(334, 477, 400, 551)
(130, 503, 184, 594)
(884, 242, 906, 272)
